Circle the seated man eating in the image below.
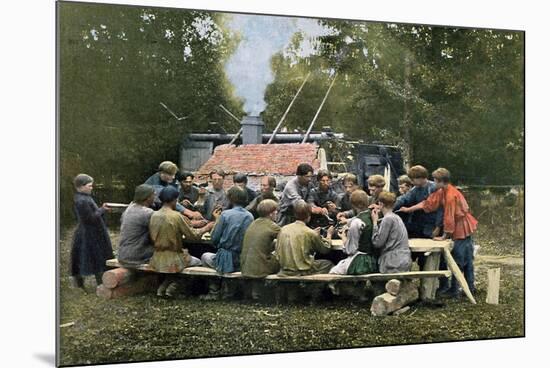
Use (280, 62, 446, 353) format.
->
(330, 190, 378, 275)
(148, 186, 212, 297)
(201, 186, 254, 273)
(117, 184, 156, 266)
(276, 200, 335, 276)
(200, 186, 254, 300)
(241, 199, 281, 278)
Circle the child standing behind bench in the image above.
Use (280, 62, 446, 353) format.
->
(70, 174, 114, 292)
(398, 168, 478, 296)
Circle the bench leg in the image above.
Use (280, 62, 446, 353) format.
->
(420, 252, 441, 300)
(286, 283, 302, 304)
(221, 279, 241, 300)
(306, 283, 325, 305)
(250, 279, 264, 301)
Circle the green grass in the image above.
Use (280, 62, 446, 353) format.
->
(58, 227, 524, 366)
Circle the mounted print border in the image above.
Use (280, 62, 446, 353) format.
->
(56, 1, 524, 366)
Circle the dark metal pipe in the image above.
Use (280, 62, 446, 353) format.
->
(186, 132, 344, 144)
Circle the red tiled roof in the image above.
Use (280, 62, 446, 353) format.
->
(197, 143, 320, 176)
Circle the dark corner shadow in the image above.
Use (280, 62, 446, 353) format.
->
(34, 353, 56, 366)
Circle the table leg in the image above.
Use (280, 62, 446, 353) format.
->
(420, 251, 441, 300)
(443, 248, 476, 304)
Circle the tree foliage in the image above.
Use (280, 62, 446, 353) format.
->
(262, 22, 524, 184)
(59, 2, 243, 221)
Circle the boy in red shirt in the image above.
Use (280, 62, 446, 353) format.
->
(398, 168, 478, 296)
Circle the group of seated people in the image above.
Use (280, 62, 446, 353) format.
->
(115, 160, 478, 300)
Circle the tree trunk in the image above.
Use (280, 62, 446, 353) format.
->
(402, 53, 413, 170)
(102, 268, 134, 289)
(96, 274, 159, 300)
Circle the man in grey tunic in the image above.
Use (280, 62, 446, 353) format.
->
(277, 163, 316, 226)
(371, 191, 412, 273)
(200, 169, 230, 221)
(117, 184, 156, 265)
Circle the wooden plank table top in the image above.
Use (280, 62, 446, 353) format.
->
(187, 235, 453, 253)
(330, 238, 453, 253)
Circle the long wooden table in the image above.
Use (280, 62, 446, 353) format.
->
(106, 237, 474, 303)
(184, 236, 475, 304)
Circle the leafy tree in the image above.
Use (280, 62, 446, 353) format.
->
(263, 20, 524, 185)
(59, 2, 243, 223)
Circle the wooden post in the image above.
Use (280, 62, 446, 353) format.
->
(443, 248, 476, 304)
(420, 252, 441, 300)
(486, 268, 501, 305)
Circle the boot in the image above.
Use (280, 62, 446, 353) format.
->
(165, 282, 179, 298)
(156, 278, 170, 297)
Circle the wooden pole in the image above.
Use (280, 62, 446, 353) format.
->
(420, 252, 441, 300)
(267, 72, 311, 144)
(160, 102, 189, 121)
(402, 53, 413, 169)
(219, 104, 243, 144)
(486, 268, 501, 305)
(219, 104, 242, 125)
(228, 128, 243, 145)
(301, 73, 338, 144)
(443, 248, 476, 304)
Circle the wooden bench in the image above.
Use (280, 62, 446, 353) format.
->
(103, 259, 451, 303)
(106, 259, 451, 282)
(103, 238, 476, 304)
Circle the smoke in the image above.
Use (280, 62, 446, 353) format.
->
(225, 14, 332, 116)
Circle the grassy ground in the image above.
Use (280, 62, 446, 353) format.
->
(58, 225, 524, 366)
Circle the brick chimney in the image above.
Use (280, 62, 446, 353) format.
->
(241, 115, 264, 145)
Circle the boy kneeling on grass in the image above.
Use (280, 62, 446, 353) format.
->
(398, 168, 478, 297)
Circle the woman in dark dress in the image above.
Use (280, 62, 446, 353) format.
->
(70, 174, 114, 290)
